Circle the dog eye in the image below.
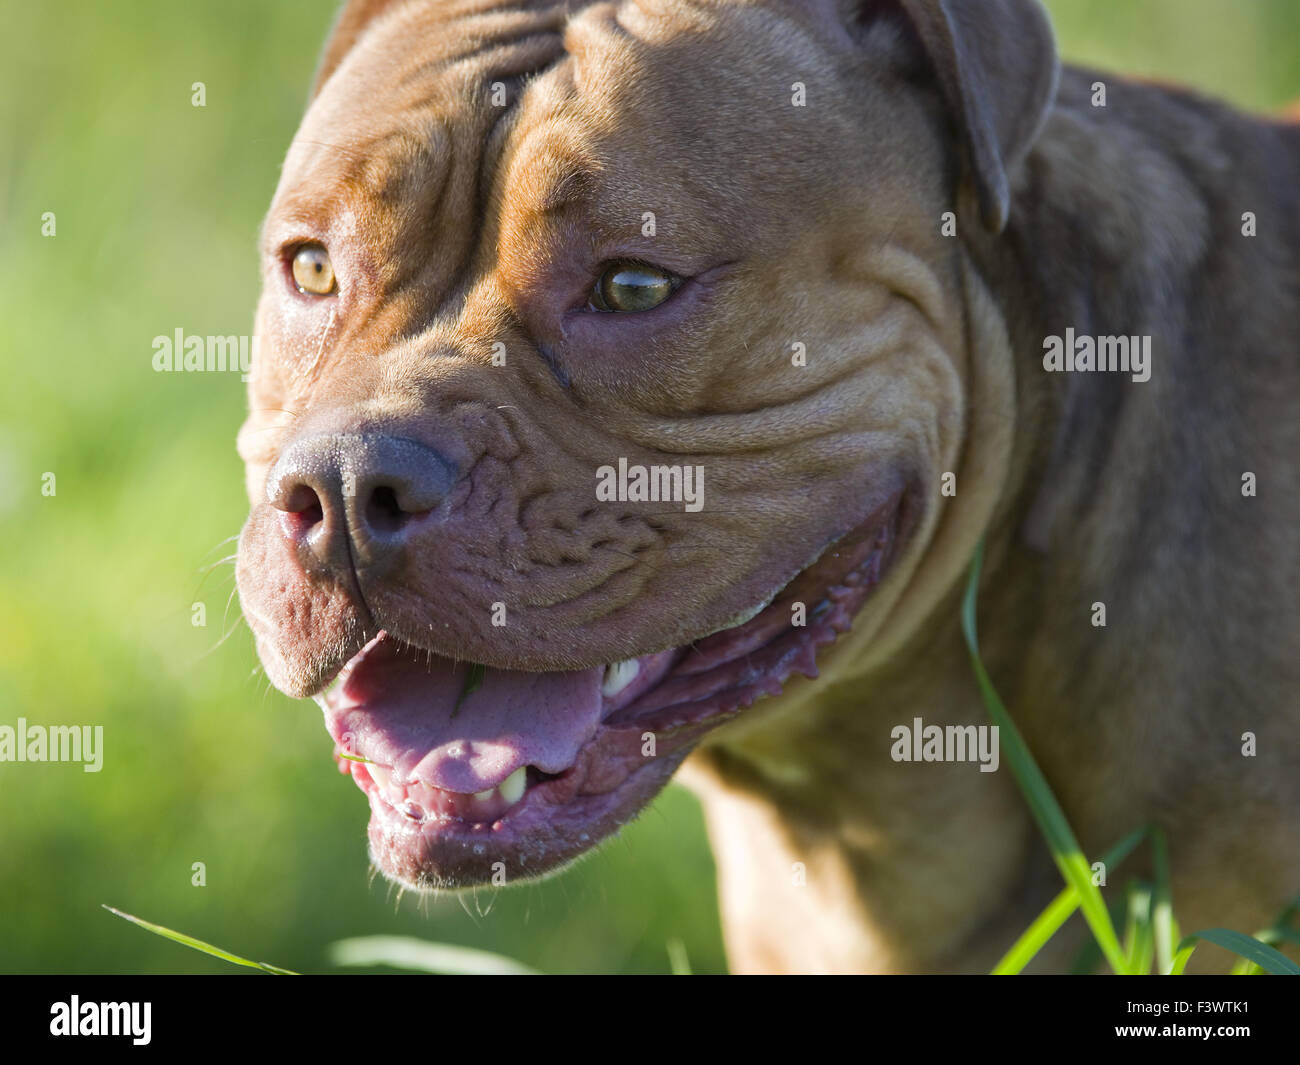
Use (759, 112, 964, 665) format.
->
(588, 261, 681, 313)
(291, 243, 336, 295)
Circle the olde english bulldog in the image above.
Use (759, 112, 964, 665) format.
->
(235, 0, 1300, 972)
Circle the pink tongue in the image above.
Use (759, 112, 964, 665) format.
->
(328, 639, 605, 794)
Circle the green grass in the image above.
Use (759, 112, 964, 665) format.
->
(103, 905, 297, 975)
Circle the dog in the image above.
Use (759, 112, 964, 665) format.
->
(235, 0, 1300, 973)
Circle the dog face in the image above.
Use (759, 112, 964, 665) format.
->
(236, 0, 1056, 889)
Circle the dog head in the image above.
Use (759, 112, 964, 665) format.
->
(236, 0, 1057, 889)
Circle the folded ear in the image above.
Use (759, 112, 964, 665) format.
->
(879, 0, 1060, 232)
(312, 0, 409, 98)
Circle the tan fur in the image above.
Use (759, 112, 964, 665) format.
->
(237, 0, 1300, 972)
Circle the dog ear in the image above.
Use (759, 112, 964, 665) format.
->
(859, 0, 1060, 232)
(312, 0, 409, 98)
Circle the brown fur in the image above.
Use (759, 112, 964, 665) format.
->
(237, 0, 1300, 972)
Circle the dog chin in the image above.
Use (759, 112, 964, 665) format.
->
(302, 488, 911, 891)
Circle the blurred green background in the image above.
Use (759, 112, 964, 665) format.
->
(0, 1, 1296, 975)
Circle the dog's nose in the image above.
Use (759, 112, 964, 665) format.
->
(266, 432, 456, 574)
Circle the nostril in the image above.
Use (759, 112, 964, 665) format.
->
(281, 483, 323, 516)
(364, 483, 431, 536)
(366, 485, 403, 535)
(276, 483, 325, 542)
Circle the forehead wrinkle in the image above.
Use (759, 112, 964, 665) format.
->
(475, 41, 601, 245)
(538, 159, 600, 214)
(489, 45, 611, 217)
(344, 119, 450, 205)
(500, 96, 602, 216)
(564, 0, 714, 61)
(339, 0, 574, 83)
(390, 7, 576, 86)
(271, 117, 451, 245)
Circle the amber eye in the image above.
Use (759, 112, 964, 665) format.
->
(588, 261, 680, 313)
(291, 243, 336, 295)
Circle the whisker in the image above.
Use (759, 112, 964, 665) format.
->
(198, 554, 239, 576)
(198, 588, 247, 659)
(199, 534, 242, 560)
(221, 583, 241, 633)
(457, 892, 478, 923)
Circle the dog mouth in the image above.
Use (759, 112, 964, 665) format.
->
(313, 490, 909, 890)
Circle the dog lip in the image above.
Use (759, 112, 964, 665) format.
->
(307, 630, 384, 702)
(365, 730, 690, 890)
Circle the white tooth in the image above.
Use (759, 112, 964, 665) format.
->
(499, 766, 527, 806)
(368, 764, 392, 790)
(601, 659, 640, 697)
(473, 788, 495, 801)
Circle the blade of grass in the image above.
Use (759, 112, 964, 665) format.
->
(103, 905, 296, 974)
(993, 891, 1082, 977)
(1230, 899, 1300, 974)
(329, 935, 539, 974)
(1232, 929, 1300, 975)
(1069, 895, 1128, 974)
(666, 938, 693, 976)
(452, 662, 486, 717)
(1229, 957, 1256, 976)
(1123, 882, 1155, 975)
(1151, 827, 1178, 974)
(992, 825, 1147, 974)
(962, 540, 1128, 974)
(1173, 928, 1300, 976)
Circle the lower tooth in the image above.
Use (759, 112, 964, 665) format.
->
(601, 658, 640, 697)
(499, 766, 527, 805)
